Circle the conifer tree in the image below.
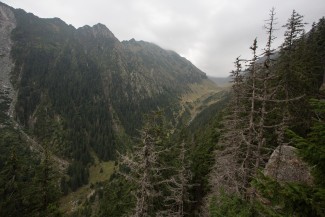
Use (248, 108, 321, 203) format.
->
(207, 57, 246, 205)
(290, 98, 325, 187)
(118, 111, 171, 217)
(206, 9, 279, 211)
(241, 38, 258, 193)
(281, 10, 305, 52)
(0, 149, 23, 216)
(274, 10, 306, 180)
(162, 141, 192, 217)
(254, 99, 325, 217)
(254, 7, 278, 175)
(41, 143, 50, 211)
(225, 56, 246, 148)
(277, 10, 306, 121)
(205, 8, 325, 217)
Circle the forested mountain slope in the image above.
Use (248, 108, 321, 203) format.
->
(8, 4, 209, 161)
(0, 2, 221, 215)
(2, 2, 324, 217)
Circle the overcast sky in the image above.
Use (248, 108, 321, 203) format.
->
(2, 0, 325, 77)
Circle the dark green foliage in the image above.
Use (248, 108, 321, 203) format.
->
(8, 6, 206, 193)
(0, 127, 61, 217)
(11, 13, 116, 163)
(180, 97, 228, 215)
(209, 193, 255, 217)
(67, 161, 89, 191)
(118, 111, 174, 216)
(247, 17, 325, 217)
(3, 3, 325, 216)
(289, 99, 325, 187)
(98, 12, 325, 217)
(0, 128, 34, 217)
(254, 173, 324, 217)
(72, 200, 93, 217)
(274, 16, 325, 135)
(206, 13, 325, 217)
(98, 176, 135, 217)
(60, 176, 69, 195)
(276, 99, 325, 216)
(103, 111, 197, 216)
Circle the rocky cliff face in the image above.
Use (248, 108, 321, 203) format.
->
(0, 3, 16, 120)
(264, 145, 313, 184)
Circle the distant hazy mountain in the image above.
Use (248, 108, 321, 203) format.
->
(208, 76, 231, 86)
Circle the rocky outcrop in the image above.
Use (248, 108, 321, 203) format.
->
(0, 3, 16, 118)
(264, 145, 313, 184)
(77, 23, 118, 40)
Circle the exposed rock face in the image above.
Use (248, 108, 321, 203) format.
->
(0, 3, 16, 118)
(77, 23, 117, 40)
(264, 145, 313, 184)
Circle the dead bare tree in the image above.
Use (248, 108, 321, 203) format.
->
(202, 32, 279, 210)
(161, 141, 193, 217)
(254, 8, 278, 175)
(206, 57, 247, 204)
(206, 9, 280, 208)
(118, 112, 170, 217)
(240, 38, 259, 195)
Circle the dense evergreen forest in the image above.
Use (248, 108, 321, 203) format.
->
(97, 9, 325, 217)
(0, 2, 325, 216)
(204, 10, 325, 217)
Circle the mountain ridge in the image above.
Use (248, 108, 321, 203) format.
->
(0, 1, 220, 196)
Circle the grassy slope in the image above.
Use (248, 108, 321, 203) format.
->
(179, 79, 222, 123)
(59, 151, 115, 215)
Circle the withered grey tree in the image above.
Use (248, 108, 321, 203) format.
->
(162, 141, 192, 217)
(254, 7, 278, 175)
(118, 112, 171, 217)
(208, 57, 246, 199)
(207, 8, 279, 206)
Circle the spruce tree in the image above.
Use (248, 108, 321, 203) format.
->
(0, 149, 23, 217)
(162, 141, 192, 217)
(207, 57, 247, 208)
(254, 99, 325, 217)
(241, 38, 258, 194)
(274, 10, 306, 180)
(118, 111, 171, 217)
